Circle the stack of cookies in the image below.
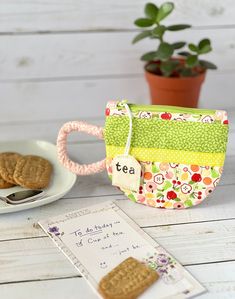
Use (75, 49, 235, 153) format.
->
(0, 153, 52, 189)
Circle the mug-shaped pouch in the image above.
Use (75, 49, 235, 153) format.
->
(104, 101, 229, 209)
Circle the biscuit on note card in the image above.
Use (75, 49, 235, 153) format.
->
(98, 257, 158, 299)
(0, 152, 22, 185)
(13, 155, 52, 189)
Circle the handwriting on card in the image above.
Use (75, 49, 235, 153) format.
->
(69, 219, 143, 256)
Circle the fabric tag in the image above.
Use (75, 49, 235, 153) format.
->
(111, 155, 141, 192)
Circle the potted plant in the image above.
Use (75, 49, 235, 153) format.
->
(133, 2, 217, 107)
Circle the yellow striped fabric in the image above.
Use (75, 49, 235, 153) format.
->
(106, 146, 225, 167)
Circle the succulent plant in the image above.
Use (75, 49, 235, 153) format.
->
(133, 2, 217, 77)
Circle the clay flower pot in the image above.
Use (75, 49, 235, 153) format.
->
(145, 69, 206, 108)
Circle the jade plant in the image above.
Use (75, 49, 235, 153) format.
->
(133, 2, 217, 77)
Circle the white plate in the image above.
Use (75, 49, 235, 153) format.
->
(0, 140, 76, 213)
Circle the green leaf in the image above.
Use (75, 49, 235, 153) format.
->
(198, 38, 210, 50)
(157, 42, 174, 60)
(198, 44, 212, 54)
(167, 24, 191, 31)
(145, 63, 159, 73)
(127, 193, 136, 202)
(152, 25, 166, 38)
(174, 198, 181, 202)
(189, 180, 195, 185)
(178, 51, 190, 57)
(134, 18, 154, 27)
(145, 3, 159, 20)
(181, 68, 194, 77)
(152, 164, 159, 173)
(132, 30, 151, 44)
(198, 39, 212, 54)
(211, 168, 220, 178)
(188, 43, 198, 53)
(163, 181, 172, 190)
(160, 60, 179, 76)
(186, 55, 199, 67)
(156, 2, 174, 22)
(141, 51, 158, 61)
(172, 41, 186, 49)
(184, 199, 193, 207)
(199, 60, 217, 70)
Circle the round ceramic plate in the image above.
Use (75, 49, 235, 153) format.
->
(0, 140, 76, 213)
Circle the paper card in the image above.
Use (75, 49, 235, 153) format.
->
(38, 201, 205, 299)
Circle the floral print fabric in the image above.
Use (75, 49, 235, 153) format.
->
(106, 158, 222, 209)
(105, 101, 228, 125)
(105, 101, 228, 209)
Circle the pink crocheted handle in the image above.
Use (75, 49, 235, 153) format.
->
(57, 121, 106, 175)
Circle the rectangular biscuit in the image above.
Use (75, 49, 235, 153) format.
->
(98, 257, 159, 299)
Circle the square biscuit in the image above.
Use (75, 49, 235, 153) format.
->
(98, 257, 159, 299)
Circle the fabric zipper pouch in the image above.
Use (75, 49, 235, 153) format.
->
(57, 100, 229, 209)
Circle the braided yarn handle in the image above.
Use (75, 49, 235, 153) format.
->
(57, 121, 106, 175)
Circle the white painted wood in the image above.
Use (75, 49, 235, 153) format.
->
(0, 181, 235, 241)
(145, 219, 235, 265)
(0, 277, 98, 299)
(0, 127, 233, 241)
(187, 262, 235, 299)
(0, 72, 235, 125)
(0, 29, 234, 81)
(0, 219, 234, 283)
(0, 119, 105, 142)
(0, 76, 148, 122)
(0, 0, 234, 33)
(0, 237, 78, 283)
(1, 261, 235, 299)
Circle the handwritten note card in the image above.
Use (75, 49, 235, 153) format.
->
(39, 201, 205, 299)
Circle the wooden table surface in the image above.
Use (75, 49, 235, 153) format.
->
(0, 111, 234, 299)
(0, 1, 235, 298)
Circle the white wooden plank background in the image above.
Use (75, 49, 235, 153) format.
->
(1, 262, 235, 299)
(0, 29, 235, 81)
(0, 1, 235, 298)
(0, 0, 235, 33)
(0, 72, 235, 125)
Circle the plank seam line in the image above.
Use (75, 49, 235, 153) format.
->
(1, 216, 235, 244)
(0, 275, 81, 286)
(1, 69, 235, 84)
(0, 235, 48, 244)
(0, 73, 143, 83)
(0, 260, 234, 286)
(143, 217, 235, 229)
(0, 24, 235, 36)
(0, 116, 104, 126)
(185, 259, 235, 267)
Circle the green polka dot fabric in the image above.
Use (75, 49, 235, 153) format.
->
(105, 116, 228, 153)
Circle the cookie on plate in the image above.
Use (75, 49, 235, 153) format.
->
(0, 174, 15, 189)
(0, 152, 22, 184)
(98, 257, 159, 299)
(13, 155, 52, 189)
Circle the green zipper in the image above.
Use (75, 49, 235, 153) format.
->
(127, 103, 215, 115)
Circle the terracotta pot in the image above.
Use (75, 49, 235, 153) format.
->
(145, 70, 206, 108)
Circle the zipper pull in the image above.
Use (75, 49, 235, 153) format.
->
(118, 99, 128, 108)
